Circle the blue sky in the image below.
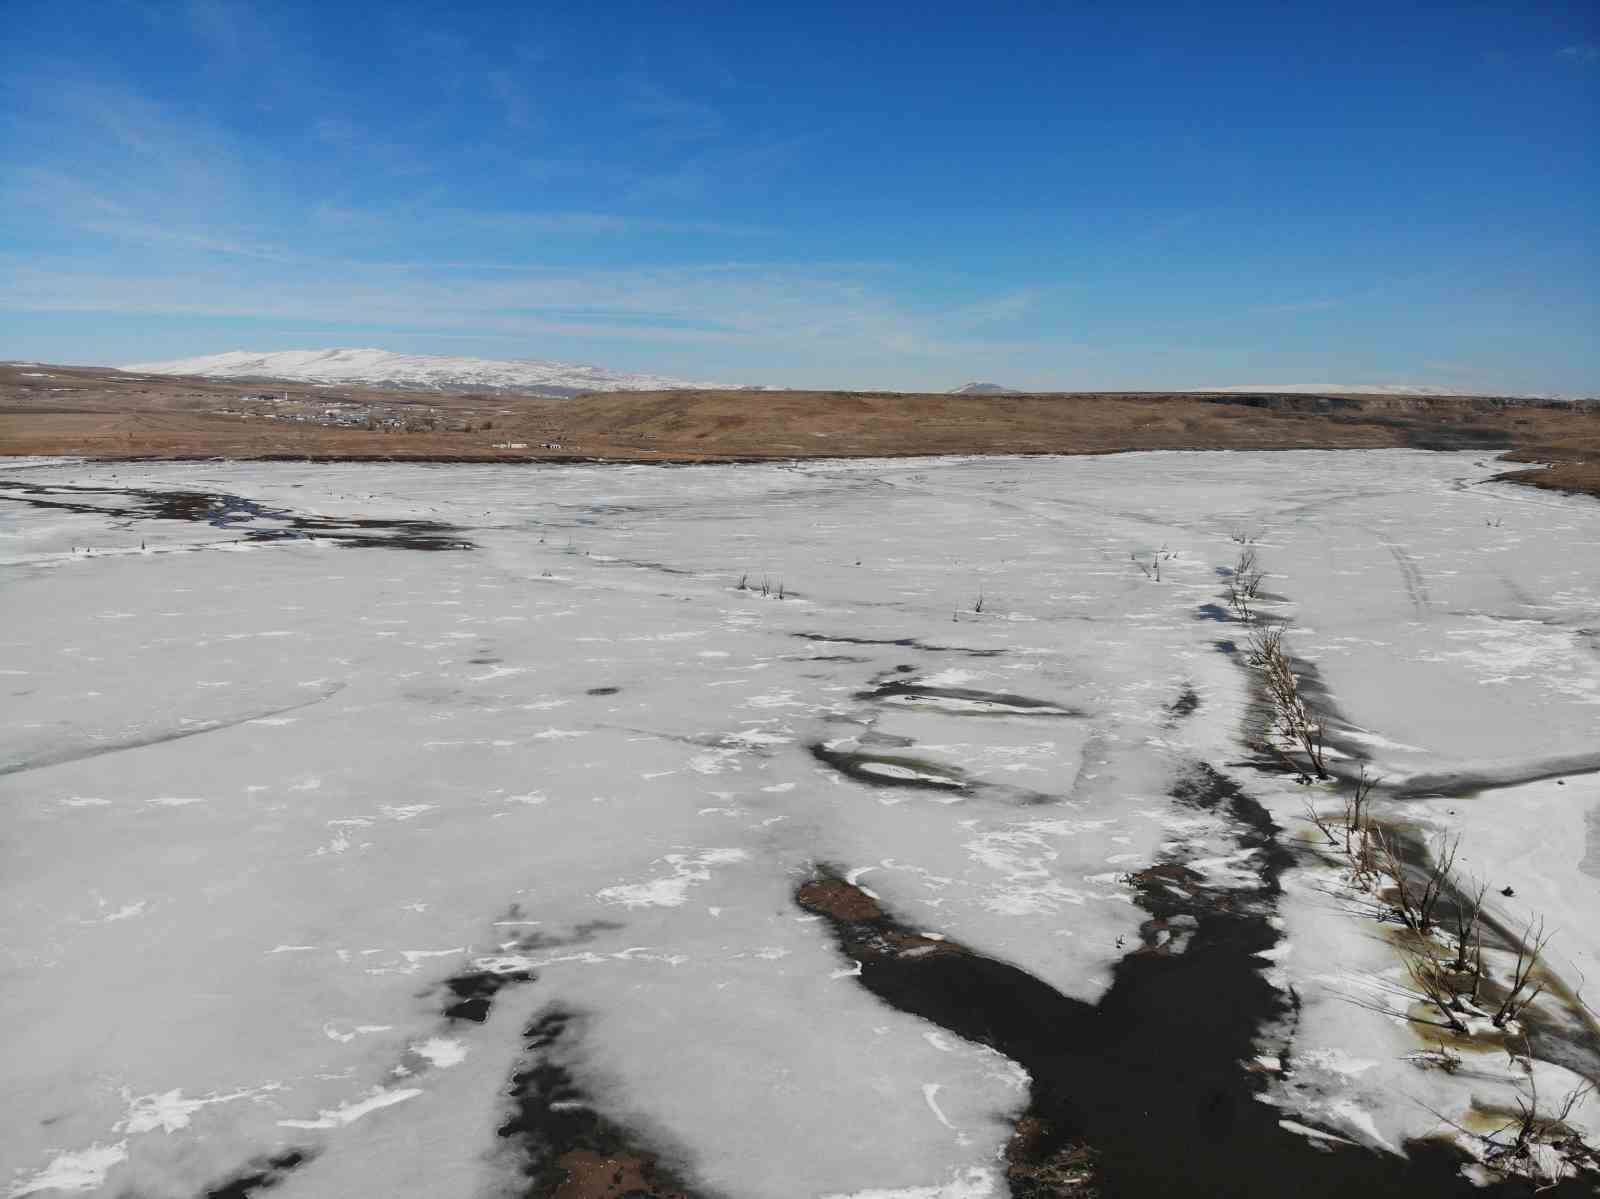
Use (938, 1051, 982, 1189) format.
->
(3, 1, 1596, 392)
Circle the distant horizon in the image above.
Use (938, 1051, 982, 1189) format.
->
(9, 345, 1591, 399)
(3, 2, 1596, 394)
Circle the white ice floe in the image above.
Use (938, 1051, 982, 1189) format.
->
(276, 1086, 422, 1129)
(7, 1143, 128, 1196)
(410, 1037, 468, 1068)
(597, 849, 750, 908)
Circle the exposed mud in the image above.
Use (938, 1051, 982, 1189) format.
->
(798, 763, 1585, 1196)
(0, 479, 472, 550)
(498, 1008, 705, 1199)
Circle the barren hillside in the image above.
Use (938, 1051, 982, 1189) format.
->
(2, 362, 1595, 497)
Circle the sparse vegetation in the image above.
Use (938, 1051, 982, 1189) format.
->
(1493, 916, 1553, 1029)
(1247, 623, 1329, 779)
(1430, 1045, 1600, 1190)
(1450, 875, 1488, 973)
(1376, 830, 1457, 935)
(1227, 544, 1265, 619)
(736, 572, 785, 599)
(1402, 936, 1470, 1033)
(1297, 764, 1570, 1080)
(1343, 766, 1377, 859)
(1133, 543, 1178, 582)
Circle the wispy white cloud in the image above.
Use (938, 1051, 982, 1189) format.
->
(460, 209, 778, 238)
(0, 253, 1038, 369)
(950, 289, 1045, 327)
(625, 80, 726, 151)
(0, 32, 1044, 386)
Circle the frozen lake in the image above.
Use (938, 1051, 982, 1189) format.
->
(2, 450, 1597, 1197)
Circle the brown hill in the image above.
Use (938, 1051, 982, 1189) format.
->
(1, 363, 1595, 498)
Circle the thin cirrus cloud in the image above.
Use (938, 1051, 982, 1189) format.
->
(5, 2, 1595, 392)
(0, 254, 1033, 367)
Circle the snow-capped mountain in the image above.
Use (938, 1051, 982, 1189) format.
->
(120, 348, 731, 398)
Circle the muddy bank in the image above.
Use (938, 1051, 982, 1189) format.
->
(798, 764, 1589, 1196)
(499, 1008, 706, 1199)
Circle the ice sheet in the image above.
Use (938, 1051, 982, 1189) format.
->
(2, 449, 1596, 1196)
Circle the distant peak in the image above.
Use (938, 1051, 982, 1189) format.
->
(950, 381, 1019, 395)
(119, 347, 728, 398)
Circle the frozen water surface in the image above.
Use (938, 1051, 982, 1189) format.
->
(2, 450, 1597, 1196)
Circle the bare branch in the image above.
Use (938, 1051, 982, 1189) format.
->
(1494, 915, 1555, 1028)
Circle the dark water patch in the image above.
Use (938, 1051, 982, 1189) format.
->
(792, 632, 1004, 657)
(808, 742, 969, 793)
(442, 969, 535, 1023)
(798, 765, 1575, 1196)
(856, 679, 1086, 717)
(437, 919, 621, 1023)
(1167, 685, 1201, 720)
(1214, 638, 1238, 654)
(0, 480, 472, 550)
(780, 653, 871, 664)
(499, 1007, 706, 1199)
(586, 686, 620, 696)
(1195, 602, 1233, 622)
(201, 1149, 314, 1198)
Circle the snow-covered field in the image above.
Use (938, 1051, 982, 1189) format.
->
(1, 450, 1596, 1197)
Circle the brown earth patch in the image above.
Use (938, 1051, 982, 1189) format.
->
(795, 869, 966, 962)
(2, 363, 1595, 498)
(1007, 1117, 1102, 1198)
(795, 877, 884, 923)
(550, 1149, 690, 1199)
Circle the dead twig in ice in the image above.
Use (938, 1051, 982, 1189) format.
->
(1494, 916, 1554, 1029)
